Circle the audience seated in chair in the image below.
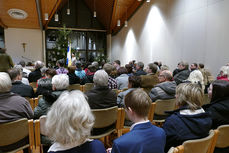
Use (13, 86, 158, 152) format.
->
(113, 60, 121, 71)
(103, 63, 117, 89)
(140, 63, 159, 93)
(0, 72, 34, 152)
(203, 80, 229, 129)
(13, 65, 30, 85)
(108, 89, 166, 153)
(149, 70, 176, 102)
(36, 68, 57, 96)
(28, 61, 44, 83)
(67, 66, 80, 85)
(56, 59, 68, 74)
(117, 76, 141, 108)
(187, 69, 205, 91)
(198, 63, 214, 93)
(34, 74, 69, 119)
(163, 83, 212, 152)
(45, 90, 106, 153)
(85, 64, 96, 83)
(134, 61, 147, 76)
(173, 61, 190, 85)
(85, 70, 117, 109)
(8, 68, 34, 98)
(216, 66, 229, 81)
(18, 60, 31, 78)
(75, 61, 86, 84)
(116, 67, 129, 90)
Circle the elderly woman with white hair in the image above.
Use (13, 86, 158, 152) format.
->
(187, 69, 205, 91)
(34, 74, 69, 119)
(0, 72, 33, 152)
(217, 65, 229, 81)
(163, 83, 212, 152)
(46, 90, 106, 153)
(85, 70, 117, 109)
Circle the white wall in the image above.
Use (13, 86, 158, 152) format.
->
(111, 0, 229, 77)
(4, 28, 43, 64)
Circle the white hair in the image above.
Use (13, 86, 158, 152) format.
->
(34, 61, 44, 69)
(0, 72, 12, 93)
(220, 66, 229, 78)
(93, 70, 108, 86)
(187, 70, 204, 91)
(45, 90, 94, 144)
(52, 74, 69, 90)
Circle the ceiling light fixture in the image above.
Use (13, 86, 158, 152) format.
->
(55, 0, 58, 22)
(67, 0, 70, 15)
(146, 0, 150, 2)
(8, 9, 28, 20)
(125, 6, 128, 27)
(93, 0, 96, 17)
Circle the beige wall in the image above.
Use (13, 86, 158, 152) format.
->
(4, 28, 43, 65)
(111, 0, 229, 77)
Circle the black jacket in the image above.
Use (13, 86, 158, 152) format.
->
(67, 73, 80, 85)
(203, 97, 229, 129)
(28, 69, 42, 83)
(11, 81, 34, 98)
(85, 86, 117, 109)
(174, 69, 190, 85)
(135, 69, 147, 76)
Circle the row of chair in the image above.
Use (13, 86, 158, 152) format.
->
(25, 95, 43, 110)
(171, 124, 229, 153)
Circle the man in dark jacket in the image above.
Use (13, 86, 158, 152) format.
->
(149, 70, 176, 102)
(85, 70, 117, 109)
(134, 61, 147, 76)
(174, 61, 190, 85)
(8, 68, 34, 98)
(28, 61, 43, 82)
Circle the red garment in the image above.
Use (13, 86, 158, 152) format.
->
(217, 76, 229, 81)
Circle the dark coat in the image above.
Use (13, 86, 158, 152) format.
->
(36, 78, 52, 96)
(0, 52, 14, 72)
(85, 86, 117, 109)
(174, 69, 190, 85)
(112, 122, 166, 153)
(203, 97, 229, 129)
(11, 81, 34, 98)
(135, 69, 147, 76)
(67, 73, 80, 85)
(163, 107, 212, 152)
(28, 69, 42, 83)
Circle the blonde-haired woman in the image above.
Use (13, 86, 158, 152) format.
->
(45, 90, 106, 153)
(163, 83, 212, 152)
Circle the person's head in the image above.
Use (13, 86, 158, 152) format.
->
(34, 61, 44, 69)
(117, 67, 128, 76)
(19, 60, 26, 67)
(128, 76, 141, 88)
(208, 80, 229, 101)
(75, 61, 82, 69)
(190, 63, 198, 71)
(88, 65, 96, 73)
(125, 64, 133, 74)
(136, 62, 144, 70)
(68, 66, 76, 74)
(198, 63, 204, 69)
(187, 70, 204, 90)
(40, 67, 48, 76)
(124, 89, 151, 121)
(103, 63, 113, 75)
(113, 60, 121, 68)
(93, 70, 108, 87)
(45, 68, 57, 78)
(57, 59, 65, 68)
(176, 83, 203, 110)
(45, 90, 94, 145)
(91, 61, 99, 70)
(160, 65, 169, 71)
(0, 72, 12, 93)
(219, 66, 229, 77)
(146, 63, 157, 74)
(158, 70, 173, 83)
(52, 74, 69, 90)
(8, 68, 22, 81)
(178, 61, 188, 70)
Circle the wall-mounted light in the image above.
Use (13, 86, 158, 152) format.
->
(94, 11, 96, 18)
(94, 0, 96, 18)
(146, 0, 150, 2)
(117, 19, 121, 27)
(67, 0, 70, 15)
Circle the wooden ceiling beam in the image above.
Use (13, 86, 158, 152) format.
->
(0, 18, 8, 28)
(108, 0, 118, 34)
(44, 0, 63, 29)
(111, 0, 144, 35)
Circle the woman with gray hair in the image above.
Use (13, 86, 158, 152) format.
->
(34, 74, 69, 119)
(28, 60, 44, 82)
(85, 70, 117, 109)
(46, 90, 106, 153)
(163, 83, 212, 152)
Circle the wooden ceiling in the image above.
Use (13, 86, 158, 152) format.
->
(0, 0, 145, 34)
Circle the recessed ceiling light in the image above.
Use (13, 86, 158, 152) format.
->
(8, 9, 28, 20)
